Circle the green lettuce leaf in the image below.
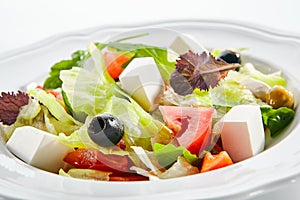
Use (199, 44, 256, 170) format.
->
(105, 95, 172, 150)
(210, 78, 261, 107)
(43, 50, 88, 89)
(60, 43, 172, 150)
(43, 33, 172, 89)
(260, 106, 295, 137)
(153, 143, 199, 168)
(182, 88, 212, 107)
(239, 63, 286, 87)
(60, 43, 116, 120)
(28, 89, 81, 127)
(60, 67, 114, 120)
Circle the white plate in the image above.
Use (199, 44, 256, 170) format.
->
(0, 20, 300, 200)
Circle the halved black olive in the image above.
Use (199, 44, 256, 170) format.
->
(88, 113, 124, 147)
(217, 50, 241, 64)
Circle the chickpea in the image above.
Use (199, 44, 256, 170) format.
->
(266, 86, 294, 109)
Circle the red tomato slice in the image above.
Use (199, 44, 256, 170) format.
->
(104, 51, 132, 79)
(63, 148, 132, 174)
(159, 106, 214, 155)
(200, 151, 233, 173)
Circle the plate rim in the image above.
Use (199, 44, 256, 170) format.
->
(1, 19, 300, 61)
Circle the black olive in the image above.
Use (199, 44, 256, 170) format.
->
(217, 50, 241, 64)
(88, 113, 124, 147)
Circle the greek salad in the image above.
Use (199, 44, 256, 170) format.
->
(0, 32, 296, 181)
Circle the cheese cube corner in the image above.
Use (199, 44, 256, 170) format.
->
(119, 57, 164, 112)
(169, 35, 205, 55)
(6, 126, 73, 173)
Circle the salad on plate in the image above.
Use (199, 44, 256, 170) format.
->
(0, 31, 296, 182)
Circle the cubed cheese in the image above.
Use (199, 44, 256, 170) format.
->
(6, 126, 73, 173)
(219, 105, 265, 162)
(119, 57, 164, 112)
(169, 35, 206, 55)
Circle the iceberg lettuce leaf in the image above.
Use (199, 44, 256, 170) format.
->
(209, 71, 263, 107)
(239, 63, 286, 87)
(60, 44, 172, 150)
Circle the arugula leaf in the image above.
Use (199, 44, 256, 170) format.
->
(170, 50, 240, 95)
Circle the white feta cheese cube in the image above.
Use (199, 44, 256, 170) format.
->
(119, 57, 164, 112)
(6, 126, 73, 173)
(169, 35, 206, 55)
(219, 105, 265, 162)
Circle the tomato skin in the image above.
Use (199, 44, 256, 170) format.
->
(109, 173, 149, 181)
(159, 106, 214, 155)
(104, 51, 132, 79)
(63, 148, 132, 174)
(200, 151, 233, 173)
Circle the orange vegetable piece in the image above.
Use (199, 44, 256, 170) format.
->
(104, 51, 132, 79)
(200, 151, 233, 173)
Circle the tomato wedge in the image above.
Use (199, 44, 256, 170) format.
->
(63, 148, 132, 174)
(159, 106, 214, 155)
(104, 51, 132, 79)
(200, 151, 233, 173)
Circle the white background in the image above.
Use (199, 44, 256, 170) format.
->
(1, 0, 300, 54)
(0, 0, 300, 199)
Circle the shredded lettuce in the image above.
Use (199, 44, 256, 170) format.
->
(182, 89, 212, 107)
(28, 89, 81, 127)
(239, 63, 286, 87)
(210, 77, 261, 107)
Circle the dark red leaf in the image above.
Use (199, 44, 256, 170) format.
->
(0, 91, 29, 125)
(170, 50, 240, 95)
